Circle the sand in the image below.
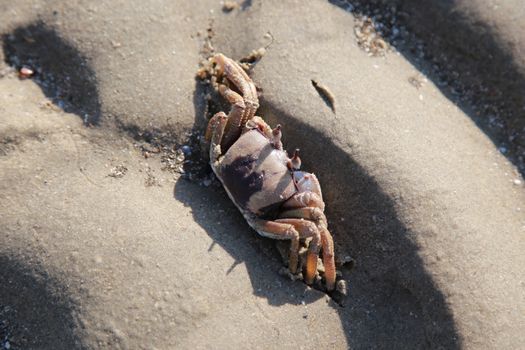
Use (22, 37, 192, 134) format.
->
(1, 0, 524, 349)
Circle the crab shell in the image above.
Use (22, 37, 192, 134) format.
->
(218, 126, 296, 218)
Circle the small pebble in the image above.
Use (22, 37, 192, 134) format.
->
(336, 279, 348, 296)
(513, 179, 522, 185)
(19, 66, 34, 78)
(222, 0, 239, 12)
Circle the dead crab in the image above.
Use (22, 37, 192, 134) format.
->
(202, 53, 337, 291)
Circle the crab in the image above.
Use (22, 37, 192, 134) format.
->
(202, 53, 336, 291)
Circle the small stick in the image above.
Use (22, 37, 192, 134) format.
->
(311, 79, 336, 113)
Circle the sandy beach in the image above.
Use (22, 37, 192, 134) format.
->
(1, 1, 524, 349)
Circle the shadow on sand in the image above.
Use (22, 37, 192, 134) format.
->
(1, 22, 97, 349)
(1, 17, 460, 349)
(329, 0, 525, 176)
(0, 254, 84, 349)
(2, 22, 100, 125)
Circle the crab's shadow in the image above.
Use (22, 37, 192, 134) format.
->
(174, 178, 324, 306)
(175, 80, 460, 349)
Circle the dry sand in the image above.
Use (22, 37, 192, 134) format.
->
(1, 0, 524, 349)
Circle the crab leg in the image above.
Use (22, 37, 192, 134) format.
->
(215, 54, 258, 118)
(252, 219, 301, 274)
(319, 227, 336, 291)
(274, 218, 322, 285)
(252, 217, 323, 285)
(217, 84, 246, 150)
(212, 54, 259, 150)
(281, 192, 325, 211)
(280, 191, 336, 291)
(205, 111, 225, 142)
(277, 214, 336, 290)
(278, 207, 327, 226)
(207, 112, 228, 164)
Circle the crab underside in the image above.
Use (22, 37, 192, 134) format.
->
(201, 53, 339, 292)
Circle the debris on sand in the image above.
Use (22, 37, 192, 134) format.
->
(239, 33, 273, 71)
(239, 47, 267, 70)
(408, 74, 428, 89)
(108, 165, 128, 178)
(160, 148, 186, 175)
(222, 1, 239, 12)
(311, 79, 336, 113)
(144, 167, 161, 187)
(354, 16, 389, 56)
(122, 122, 209, 184)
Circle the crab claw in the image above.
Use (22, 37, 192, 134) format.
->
(271, 124, 283, 150)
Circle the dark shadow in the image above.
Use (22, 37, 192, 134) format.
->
(178, 79, 460, 348)
(240, 0, 253, 11)
(1, 23, 92, 348)
(174, 180, 320, 306)
(0, 254, 85, 349)
(329, 0, 525, 176)
(2, 22, 100, 124)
